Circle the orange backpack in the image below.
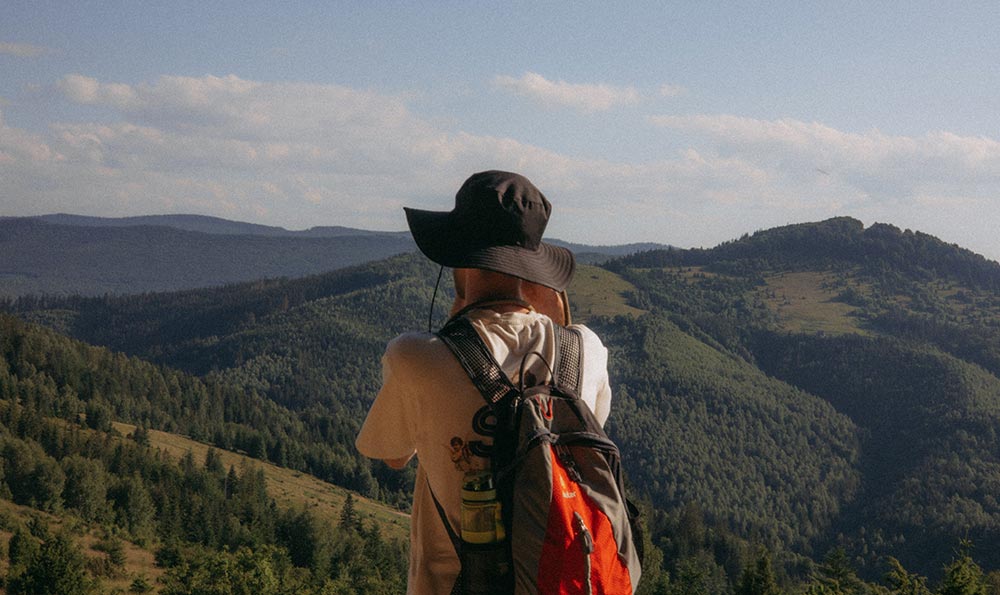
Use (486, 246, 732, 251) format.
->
(436, 317, 642, 595)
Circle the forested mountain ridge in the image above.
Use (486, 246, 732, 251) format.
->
(617, 216, 1000, 289)
(0, 217, 417, 297)
(0, 313, 409, 593)
(0, 214, 666, 297)
(5, 216, 1000, 592)
(15, 213, 397, 238)
(603, 217, 1000, 577)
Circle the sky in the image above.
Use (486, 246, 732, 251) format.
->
(3, 1, 1000, 258)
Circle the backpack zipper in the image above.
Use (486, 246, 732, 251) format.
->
(573, 511, 594, 595)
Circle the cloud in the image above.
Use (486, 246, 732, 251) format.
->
(9, 74, 586, 229)
(0, 42, 55, 57)
(493, 72, 641, 113)
(0, 109, 59, 162)
(649, 113, 1000, 199)
(1, 73, 765, 244)
(7, 72, 1000, 256)
(644, 112, 1000, 254)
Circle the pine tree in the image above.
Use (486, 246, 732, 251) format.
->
(884, 557, 930, 595)
(115, 474, 156, 544)
(7, 527, 39, 568)
(6, 532, 96, 595)
(737, 549, 783, 595)
(937, 541, 987, 595)
(204, 447, 224, 475)
(339, 493, 360, 532)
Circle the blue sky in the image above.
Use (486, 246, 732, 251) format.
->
(3, 2, 1000, 258)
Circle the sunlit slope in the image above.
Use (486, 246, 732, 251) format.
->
(567, 264, 645, 321)
(0, 498, 163, 594)
(113, 422, 408, 540)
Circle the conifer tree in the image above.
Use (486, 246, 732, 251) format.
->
(884, 557, 930, 595)
(339, 493, 360, 532)
(204, 447, 224, 475)
(737, 549, 783, 595)
(7, 527, 39, 568)
(114, 474, 156, 544)
(61, 455, 109, 522)
(937, 541, 987, 595)
(6, 532, 95, 595)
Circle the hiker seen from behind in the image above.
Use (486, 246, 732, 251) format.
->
(356, 170, 641, 594)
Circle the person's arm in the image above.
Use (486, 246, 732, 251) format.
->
(384, 453, 415, 469)
(356, 338, 418, 466)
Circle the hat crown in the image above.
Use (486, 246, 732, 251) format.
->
(454, 171, 551, 250)
(403, 170, 575, 291)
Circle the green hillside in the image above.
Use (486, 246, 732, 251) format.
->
(0, 314, 408, 593)
(594, 314, 860, 548)
(605, 218, 1000, 576)
(112, 421, 408, 541)
(7, 217, 1000, 592)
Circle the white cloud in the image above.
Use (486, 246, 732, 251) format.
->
(58, 75, 137, 108)
(0, 41, 54, 57)
(0, 109, 59, 162)
(649, 113, 1000, 198)
(8, 72, 1000, 255)
(0, 74, 767, 244)
(493, 72, 641, 113)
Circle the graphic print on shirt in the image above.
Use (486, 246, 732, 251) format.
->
(448, 436, 480, 472)
(447, 398, 501, 473)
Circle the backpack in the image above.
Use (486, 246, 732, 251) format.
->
(435, 316, 642, 595)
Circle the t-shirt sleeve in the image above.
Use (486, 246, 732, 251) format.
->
(355, 341, 418, 461)
(574, 324, 613, 427)
(593, 372, 612, 427)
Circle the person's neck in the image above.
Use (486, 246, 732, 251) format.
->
(460, 296, 534, 316)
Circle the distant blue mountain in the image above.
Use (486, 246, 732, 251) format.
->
(0, 214, 669, 297)
(24, 213, 410, 239)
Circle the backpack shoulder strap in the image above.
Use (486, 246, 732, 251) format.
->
(437, 317, 584, 402)
(437, 317, 517, 407)
(552, 324, 583, 395)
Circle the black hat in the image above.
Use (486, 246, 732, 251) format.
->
(404, 170, 575, 291)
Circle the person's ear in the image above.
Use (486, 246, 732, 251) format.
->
(453, 268, 467, 299)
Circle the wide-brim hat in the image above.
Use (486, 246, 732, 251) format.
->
(404, 170, 575, 291)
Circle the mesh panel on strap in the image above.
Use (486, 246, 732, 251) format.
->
(553, 325, 583, 394)
(438, 318, 516, 406)
(437, 317, 583, 405)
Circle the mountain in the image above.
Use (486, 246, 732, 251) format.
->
(605, 217, 1000, 575)
(18, 213, 407, 238)
(6, 215, 1000, 588)
(0, 312, 410, 592)
(0, 217, 417, 297)
(0, 215, 669, 297)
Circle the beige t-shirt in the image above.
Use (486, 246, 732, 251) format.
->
(355, 309, 612, 595)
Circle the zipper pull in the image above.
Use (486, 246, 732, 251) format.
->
(573, 512, 594, 554)
(573, 512, 594, 595)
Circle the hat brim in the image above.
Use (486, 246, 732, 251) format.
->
(405, 207, 575, 292)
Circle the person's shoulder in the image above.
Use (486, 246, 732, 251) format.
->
(387, 330, 438, 353)
(385, 331, 451, 364)
(566, 322, 604, 345)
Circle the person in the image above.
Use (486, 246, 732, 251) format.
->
(355, 170, 614, 594)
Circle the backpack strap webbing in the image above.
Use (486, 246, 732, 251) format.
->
(553, 323, 583, 395)
(436, 316, 583, 403)
(437, 317, 518, 407)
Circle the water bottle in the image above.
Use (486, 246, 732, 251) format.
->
(460, 471, 510, 594)
(461, 471, 505, 543)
